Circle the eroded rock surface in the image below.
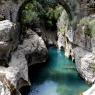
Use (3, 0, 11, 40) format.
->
(57, 11, 95, 94)
(0, 20, 18, 65)
(73, 47, 95, 83)
(0, 20, 48, 95)
(17, 29, 48, 66)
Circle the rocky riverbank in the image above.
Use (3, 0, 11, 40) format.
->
(57, 10, 95, 94)
(0, 20, 48, 95)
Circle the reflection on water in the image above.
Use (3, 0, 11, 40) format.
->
(29, 80, 58, 95)
(24, 47, 90, 95)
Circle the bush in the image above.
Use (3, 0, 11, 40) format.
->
(21, 0, 63, 30)
(44, 4, 63, 30)
(21, 1, 43, 28)
(78, 17, 95, 37)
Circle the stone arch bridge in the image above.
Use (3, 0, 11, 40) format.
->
(0, 0, 94, 23)
(0, 0, 87, 22)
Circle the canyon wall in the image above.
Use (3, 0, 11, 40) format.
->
(57, 3, 95, 95)
(0, 20, 48, 95)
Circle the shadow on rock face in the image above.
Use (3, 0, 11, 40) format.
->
(19, 86, 31, 95)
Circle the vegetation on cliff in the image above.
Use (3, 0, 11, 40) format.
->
(21, 0, 63, 30)
(78, 17, 95, 37)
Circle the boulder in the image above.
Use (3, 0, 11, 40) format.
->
(0, 20, 18, 63)
(0, 81, 11, 95)
(0, 45, 30, 95)
(0, 66, 28, 95)
(0, 28, 48, 95)
(17, 29, 48, 66)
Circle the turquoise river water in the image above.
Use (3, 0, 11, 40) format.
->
(22, 47, 90, 95)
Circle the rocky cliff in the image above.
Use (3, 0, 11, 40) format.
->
(0, 20, 48, 95)
(57, 8, 95, 95)
(0, 0, 26, 22)
(57, 7, 95, 78)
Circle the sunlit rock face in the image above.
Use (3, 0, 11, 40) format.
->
(17, 29, 48, 66)
(57, 32, 65, 50)
(81, 54, 95, 83)
(0, 20, 29, 95)
(57, 7, 95, 86)
(64, 15, 95, 83)
(9, 52, 29, 88)
(57, 9, 69, 50)
(0, 20, 18, 63)
(0, 67, 27, 95)
(0, 19, 48, 94)
(73, 47, 95, 83)
(60, 14, 95, 95)
(0, 81, 11, 95)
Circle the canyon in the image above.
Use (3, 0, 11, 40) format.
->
(0, 0, 95, 95)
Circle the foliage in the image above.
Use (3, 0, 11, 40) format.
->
(39, 0, 58, 7)
(44, 4, 63, 30)
(21, 0, 63, 30)
(89, 20, 95, 37)
(78, 17, 95, 37)
(21, 0, 44, 27)
(57, 9, 69, 33)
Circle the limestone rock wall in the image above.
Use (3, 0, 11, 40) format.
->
(0, 20, 19, 66)
(0, 0, 25, 22)
(57, 7, 95, 85)
(16, 29, 48, 66)
(65, 16, 95, 83)
(0, 20, 48, 95)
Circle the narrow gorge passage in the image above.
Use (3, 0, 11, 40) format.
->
(21, 47, 89, 95)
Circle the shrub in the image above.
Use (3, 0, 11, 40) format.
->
(44, 4, 63, 30)
(78, 17, 95, 37)
(21, 1, 43, 28)
(21, 0, 63, 30)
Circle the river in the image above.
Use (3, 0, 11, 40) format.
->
(21, 47, 89, 95)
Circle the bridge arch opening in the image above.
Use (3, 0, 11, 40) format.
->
(17, 0, 73, 31)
